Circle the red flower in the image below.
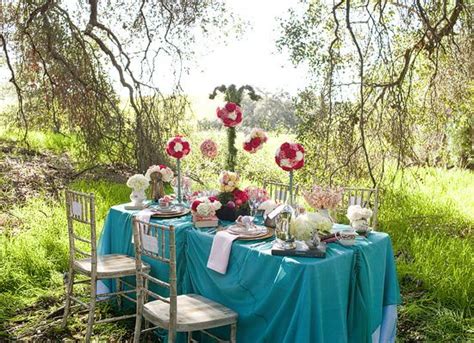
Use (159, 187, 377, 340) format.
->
(209, 196, 218, 202)
(166, 136, 191, 159)
(250, 137, 261, 148)
(191, 200, 201, 212)
(225, 102, 237, 112)
(243, 142, 253, 152)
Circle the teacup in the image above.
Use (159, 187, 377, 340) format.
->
(337, 229, 357, 246)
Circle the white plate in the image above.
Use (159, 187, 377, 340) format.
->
(227, 225, 268, 236)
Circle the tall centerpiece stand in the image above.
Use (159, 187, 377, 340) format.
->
(274, 142, 305, 249)
(209, 84, 261, 172)
(166, 135, 191, 204)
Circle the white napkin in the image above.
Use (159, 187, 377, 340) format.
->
(207, 231, 239, 274)
(136, 208, 154, 223)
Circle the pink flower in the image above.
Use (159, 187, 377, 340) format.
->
(200, 139, 218, 159)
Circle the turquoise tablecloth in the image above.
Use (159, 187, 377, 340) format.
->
(98, 205, 401, 343)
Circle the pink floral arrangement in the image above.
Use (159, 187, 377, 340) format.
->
(275, 142, 305, 171)
(145, 164, 174, 183)
(303, 185, 343, 210)
(216, 102, 243, 127)
(244, 186, 269, 202)
(191, 196, 222, 217)
(166, 135, 191, 159)
(200, 139, 218, 159)
(243, 128, 268, 153)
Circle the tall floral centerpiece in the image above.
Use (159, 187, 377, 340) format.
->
(215, 171, 250, 221)
(166, 135, 191, 203)
(209, 84, 260, 172)
(275, 142, 305, 205)
(303, 185, 343, 222)
(145, 164, 174, 202)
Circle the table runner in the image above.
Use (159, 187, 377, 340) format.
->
(97, 204, 401, 342)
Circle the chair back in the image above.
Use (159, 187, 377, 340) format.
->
(65, 189, 97, 265)
(263, 180, 299, 204)
(133, 219, 177, 341)
(340, 187, 379, 228)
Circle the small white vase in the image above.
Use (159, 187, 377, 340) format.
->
(130, 189, 146, 207)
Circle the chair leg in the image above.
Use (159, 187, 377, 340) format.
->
(187, 331, 192, 343)
(85, 277, 97, 342)
(133, 291, 144, 343)
(62, 268, 74, 328)
(116, 278, 122, 310)
(230, 323, 237, 343)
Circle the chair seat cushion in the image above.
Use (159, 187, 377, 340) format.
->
(74, 254, 149, 278)
(143, 294, 237, 332)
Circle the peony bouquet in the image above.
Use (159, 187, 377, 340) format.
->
(126, 174, 149, 191)
(145, 165, 174, 183)
(346, 205, 373, 221)
(243, 128, 268, 153)
(303, 185, 343, 210)
(191, 196, 222, 217)
(291, 212, 333, 241)
(275, 142, 305, 171)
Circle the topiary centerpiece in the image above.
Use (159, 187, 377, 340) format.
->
(215, 171, 250, 221)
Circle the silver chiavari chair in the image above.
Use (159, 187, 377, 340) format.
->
(133, 218, 238, 343)
(263, 180, 299, 204)
(62, 189, 150, 342)
(339, 187, 379, 228)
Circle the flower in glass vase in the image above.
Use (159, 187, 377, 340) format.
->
(347, 205, 373, 235)
(216, 173, 250, 221)
(243, 128, 268, 153)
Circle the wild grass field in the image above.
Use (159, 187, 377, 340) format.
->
(0, 129, 473, 341)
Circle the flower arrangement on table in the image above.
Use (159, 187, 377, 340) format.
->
(126, 174, 149, 208)
(166, 135, 191, 203)
(145, 164, 174, 202)
(215, 171, 250, 221)
(291, 212, 333, 242)
(302, 185, 343, 222)
(191, 196, 222, 228)
(347, 205, 373, 235)
(243, 128, 268, 153)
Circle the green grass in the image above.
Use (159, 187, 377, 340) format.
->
(0, 128, 473, 341)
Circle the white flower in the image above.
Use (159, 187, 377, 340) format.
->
(306, 212, 333, 235)
(126, 174, 149, 191)
(196, 203, 212, 216)
(346, 205, 373, 222)
(174, 142, 183, 152)
(296, 151, 304, 161)
(291, 214, 314, 241)
(160, 167, 174, 183)
(228, 111, 237, 120)
(280, 159, 292, 167)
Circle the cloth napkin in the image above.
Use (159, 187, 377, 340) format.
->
(207, 231, 239, 274)
(136, 208, 154, 223)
